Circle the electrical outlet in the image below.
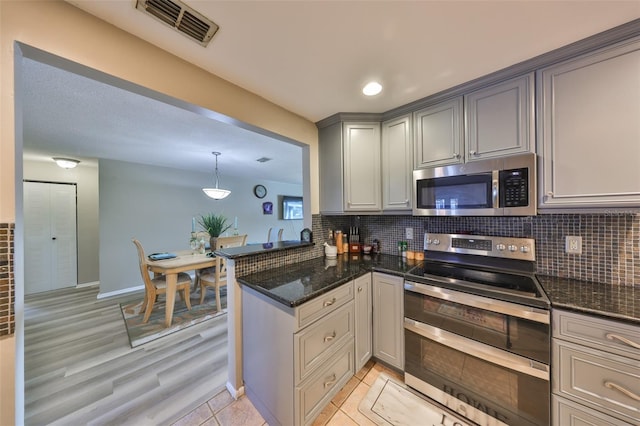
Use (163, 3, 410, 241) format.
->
(406, 227, 414, 240)
(565, 236, 582, 254)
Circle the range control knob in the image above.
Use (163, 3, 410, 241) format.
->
(520, 245, 530, 253)
(496, 243, 506, 251)
(508, 244, 518, 252)
(432, 239, 441, 246)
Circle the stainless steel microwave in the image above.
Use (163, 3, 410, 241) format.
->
(413, 153, 536, 216)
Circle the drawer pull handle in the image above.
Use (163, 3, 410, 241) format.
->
(604, 381, 640, 401)
(606, 333, 640, 349)
(324, 331, 336, 342)
(324, 374, 337, 388)
(323, 298, 336, 307)
(357, 286, 363, 292)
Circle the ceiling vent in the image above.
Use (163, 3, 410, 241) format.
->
(256, 157, 272, 163)
(136, 0, 219, 47)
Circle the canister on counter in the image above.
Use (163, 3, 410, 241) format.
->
(335, 231, 343, 254)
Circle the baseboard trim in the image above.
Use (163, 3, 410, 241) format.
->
(76, 281, 100, 289)
(226, 381, 245, 400)
(97, 285, 144, 299)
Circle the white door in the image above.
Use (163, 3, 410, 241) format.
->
(24, 181, 78, 294)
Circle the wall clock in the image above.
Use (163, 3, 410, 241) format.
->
(253, 184, 267, 199)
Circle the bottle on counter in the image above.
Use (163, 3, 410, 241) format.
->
(335, 230, 343, 254)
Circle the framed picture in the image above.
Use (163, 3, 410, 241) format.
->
(262, 201, 273, 215)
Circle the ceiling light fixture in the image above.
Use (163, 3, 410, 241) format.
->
(362, 81, 383, 96)
(52, 157, 80, 169)
(202, 152, 231, 200)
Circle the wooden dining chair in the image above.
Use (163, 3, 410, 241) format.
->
(199, 234, 247, 309)
(267, 227, 284, 242)
(132, 239, 192, 323)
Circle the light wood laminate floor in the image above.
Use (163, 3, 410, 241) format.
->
(25, 285, 403, 426)
(24, 286, 229, 425)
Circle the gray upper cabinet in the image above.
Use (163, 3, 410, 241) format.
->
(464, 73, 534, 161)
(343, 123, 382, 211)
(414, 74, 533, 169)
(413, 97, 463, 169)
(537, 37, 640, 209)
(381, 115, 413, 211)
(318, 120, 381, 214)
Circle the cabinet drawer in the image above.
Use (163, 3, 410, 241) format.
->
(296, 341, 354, 426)
(296, 283, 354, 330)
(553, 340, 640, 425)
(553, 395, 631, 426)
(295, 303, 354, 384)
(553, 309, 640, 361)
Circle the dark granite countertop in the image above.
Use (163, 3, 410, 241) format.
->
(238, 250, 640, 325)
(215, 240, 313, 259)
(238, 254, 417, 307)
(538, 275, 640, 325)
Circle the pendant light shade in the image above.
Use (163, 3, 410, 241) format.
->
(203, 152, 231, 200)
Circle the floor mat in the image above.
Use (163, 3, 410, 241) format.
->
(358, 373, 473, 426)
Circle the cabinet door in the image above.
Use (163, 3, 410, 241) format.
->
(372, 272, 404, 370)
(318, 122, 345, 214)
(413, 97, 463, 169)
(538, 38, 640, 209)
(354, 274, 372, 371)
(465, 73, 534, 161)
(343, 122, 381, 211)
(382, 115, 413, 211)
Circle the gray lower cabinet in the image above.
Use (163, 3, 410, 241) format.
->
(552, 309, 640, 425)
(243, 283, 355, 426)
(354, 273, 372, 371)
(372, 272, 404, 370)
(537, 36, 640, 209)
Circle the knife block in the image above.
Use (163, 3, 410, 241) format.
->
(349, 243, 362, 253)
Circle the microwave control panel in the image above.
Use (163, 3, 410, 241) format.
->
(500, 168, 529, 207)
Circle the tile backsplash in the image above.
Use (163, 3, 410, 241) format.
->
(232, 213, 638, 287)
(320, 213, 639, 287)
(0, 223, 15, 337)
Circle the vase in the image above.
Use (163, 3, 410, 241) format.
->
(209, 236, 218, 253)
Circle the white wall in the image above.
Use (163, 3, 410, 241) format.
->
(98, 159, 302, 295)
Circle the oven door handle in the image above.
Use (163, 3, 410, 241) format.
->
(404, 318, 550, 381)
(404, 281, 549, 324)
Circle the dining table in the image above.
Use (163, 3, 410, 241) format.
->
(146, 250, 217, 327)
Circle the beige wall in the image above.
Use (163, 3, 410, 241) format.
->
(0, 1, 319, 423)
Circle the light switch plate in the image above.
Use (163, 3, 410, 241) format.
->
(565, 236, 582, 254)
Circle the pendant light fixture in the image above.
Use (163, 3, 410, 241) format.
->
(202, 151, 231, 200)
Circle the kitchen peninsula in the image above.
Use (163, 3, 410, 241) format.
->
(215, 240, 640, 426)
(236, 253, 413, 426)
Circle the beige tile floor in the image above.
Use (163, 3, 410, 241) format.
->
(172, 360, 403, 426)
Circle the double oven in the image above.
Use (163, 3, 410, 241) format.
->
(404, 233, 550, 426)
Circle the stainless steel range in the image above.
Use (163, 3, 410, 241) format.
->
(404, 233, 550, 426)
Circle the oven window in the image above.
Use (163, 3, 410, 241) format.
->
(405, 290, 549, 364)
(416, 174, 493, 209)
(405, 329, 549, 426)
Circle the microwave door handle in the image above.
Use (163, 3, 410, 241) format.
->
(492, 170, 499, 207)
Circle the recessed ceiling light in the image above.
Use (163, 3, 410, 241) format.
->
(362, 81, 382, 96)
(52, 157, 80, 169)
